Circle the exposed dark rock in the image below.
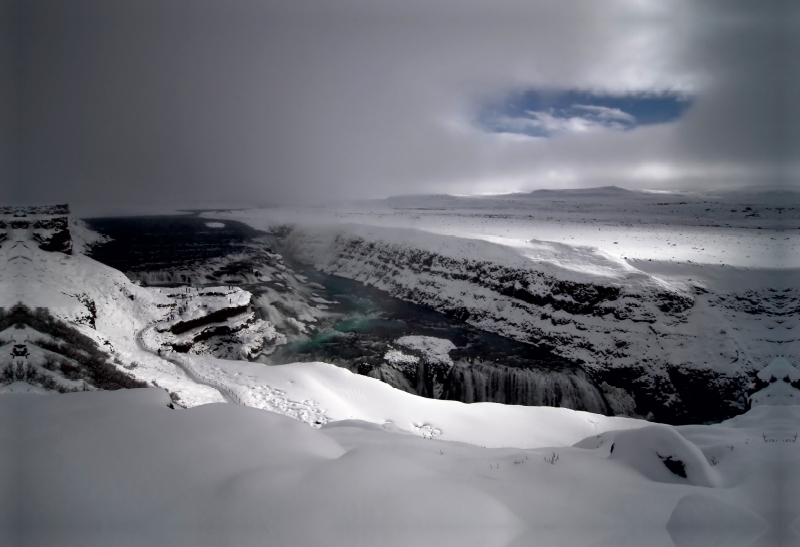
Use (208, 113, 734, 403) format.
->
(170, 305, 249, 334)
(659, 455, 687, 478)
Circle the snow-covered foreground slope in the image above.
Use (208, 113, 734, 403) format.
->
(178, 356, 647, 448)
(2, 380, 799, 547)
(0, 218, 228, 406)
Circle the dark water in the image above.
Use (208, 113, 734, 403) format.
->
(86, 215, 609, 413)
(272, 264, 573, 369)
(87, 215, 566, 364)
(86, 215, 265, 272)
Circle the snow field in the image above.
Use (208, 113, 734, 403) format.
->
(4, 386, 797, 546)
(203, 187, 799, 268)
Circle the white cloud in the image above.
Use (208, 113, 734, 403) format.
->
(489, 106, 634, 136)
(571, 104, 637, 124)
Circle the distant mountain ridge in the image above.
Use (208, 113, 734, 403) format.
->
(523, 185, 640, 198)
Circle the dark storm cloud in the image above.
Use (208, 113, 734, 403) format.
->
(0, 0, 16, 194)
(2, 0, 797, 213)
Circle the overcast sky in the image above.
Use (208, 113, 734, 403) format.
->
(1, 0, 797, 214)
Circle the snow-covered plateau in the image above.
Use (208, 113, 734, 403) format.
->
(1, 192, 798, 546)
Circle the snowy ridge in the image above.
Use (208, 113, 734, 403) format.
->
(121, 244, 335, 337)
(0, 220, 228, 406)
(205, 188, 799, 268)
(144, 285, 285, 360)
(184, 356, 648, 447)
(138, 328, 246, 405)
(69, 217, 112, 254)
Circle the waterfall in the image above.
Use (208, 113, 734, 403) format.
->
(443, 362, 609, 414)
(368, 359, 609, 414)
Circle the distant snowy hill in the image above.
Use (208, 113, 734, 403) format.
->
(524, 185, 640, 198)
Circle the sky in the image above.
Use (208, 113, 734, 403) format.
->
(1, 0, 798, 214)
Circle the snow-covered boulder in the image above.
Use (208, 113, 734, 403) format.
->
(748, 357, 800, 407)
(584, 424, 720, 487)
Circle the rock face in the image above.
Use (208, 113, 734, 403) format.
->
(284, 224, 795, 424)
(145, 286, 285, 360)
(0, 205, 73, 254)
